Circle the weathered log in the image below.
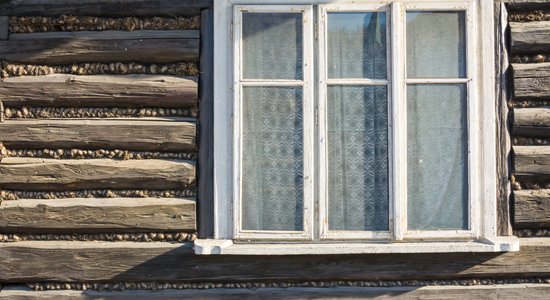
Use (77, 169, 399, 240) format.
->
(496, 2, 512, 236)
(0, 118, 196, 152)
(514, 146, 550, 180)
(198, 9, 214, 238)
(0, 238, 549, 283)
(8, 30, 199, 40)
(515, 189, 550, 228)
(0, 0, 212, 17)
(0, 74, 198, 109)
(2, 284, 550, 300)
(511, 21, 550, 54)
(0, 198, 196, 233)
(513, 108, 550, 137)
(513, 63, 550, 100)
(506, 1, 550, 13)
(0, 158, 195, 191)
(0, 31, 198, 64)
(0, 16, 8, 40)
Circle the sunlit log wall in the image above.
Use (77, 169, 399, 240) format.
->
(0, 1, 210, 243)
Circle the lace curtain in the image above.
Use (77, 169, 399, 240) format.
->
(406, 12, 468, 230)
(241, 13, 305, 231)
(327, 12, 389, 231)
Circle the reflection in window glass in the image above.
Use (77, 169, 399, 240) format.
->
(407, 84, 468, 230)
(242, 87, 304, 231)
(242, 13, 303, 80)
(407, 12, 466, 78)
(327, 12, 387, 79)
(328, 86, 389, 231)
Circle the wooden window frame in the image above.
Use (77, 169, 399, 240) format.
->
(198, 0, 520, 255)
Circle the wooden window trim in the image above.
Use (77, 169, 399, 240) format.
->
(203, 0, 519, 254)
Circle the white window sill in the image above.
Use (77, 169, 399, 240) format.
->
(194, 237, 520, 255)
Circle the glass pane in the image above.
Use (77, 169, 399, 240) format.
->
(407, 11, 466, 78)
(327, 12, 387, 79)
(328, 86, 389, 231)
(407, 84, 468, 230)
(242, 87, 304, 231)
(242, 13, 303, 80)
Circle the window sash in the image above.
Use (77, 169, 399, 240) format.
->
(399, 1, 477, 240)
(233, 5, 315, 240)
(318, 3, 392, 240)
(232, 1, 480, 241)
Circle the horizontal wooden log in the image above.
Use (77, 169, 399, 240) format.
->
(515, 189, 550, 229)
(0, 158, 195, 191)
(0, 198, 196, 233)
(2, 284, 550, 300)
(511, 21, 550, 54)
(514, 146, 550, 180)
(0, 31, 198, 64)
(0, 0, 212, 17)
(0, 238, 549, 283)
(0, 118, 196, 152)
(513, 108, 550, 137)
(0, 74, 198, 109)
(513, 63, 550, 100)
(9, 30, 199, 40)
(506, 1, 550, 12)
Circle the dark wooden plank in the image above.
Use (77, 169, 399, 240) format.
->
(514, 146, 550, 180)
(0, 238, 549, 283)
(198, 9, 214, 239)
(0, 33, 198, 64)
(514, 108, 550, 137)
(515, 189, 550, 228)
(513, 63, 550, 100)
(0, 74, 198, 109)
(2, 284, 550, 300)
(0, 158, 195, 191)
(0, 16, 8, 40)
(0, 118, 196, 152)
(0, 0, 212, 17)
(8, 30, 199, 40)
(505, 0, 550, 12)
(0, 198, 196, 233)
(511, 21, 550, 54)
(496, 2, 513, 236)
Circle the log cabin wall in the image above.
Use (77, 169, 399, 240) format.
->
(508, 1, 550, 237)
(1, 0, 550, 298)
(0, 1, 208, 241)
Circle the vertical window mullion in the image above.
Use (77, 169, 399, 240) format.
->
(391, 2, 407, 241)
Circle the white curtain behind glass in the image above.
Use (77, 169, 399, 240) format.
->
(406, 12, 468, 230)
(327, 12, 389, 231)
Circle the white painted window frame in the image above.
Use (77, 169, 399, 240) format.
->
(232, 5, 315, 241)
(317, 3, 392, 241)
(203, 0, 519, 255)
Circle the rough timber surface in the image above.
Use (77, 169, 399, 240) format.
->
(0, 118, 196, 152)
(513, 108, 550, 137)
(2, 284, 550, 300)
(0, 158, 195, 191)
(0, 0, 212, 17)
(0, 34, 198, 64)
(514, 146, 550, 180)
(511, 21, 550, 54)
(515, 189, 550, 228)
(513, 63, 550, 100)
(198, 9, 214, 238)
(0, 198, 196, 233)
(0, 239, 548, 283)
(0, 75, 198, 108)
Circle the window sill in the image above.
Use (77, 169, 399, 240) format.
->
(194, 237, 520, 255)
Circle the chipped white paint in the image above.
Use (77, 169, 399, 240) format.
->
(211, 0, 512, 253)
